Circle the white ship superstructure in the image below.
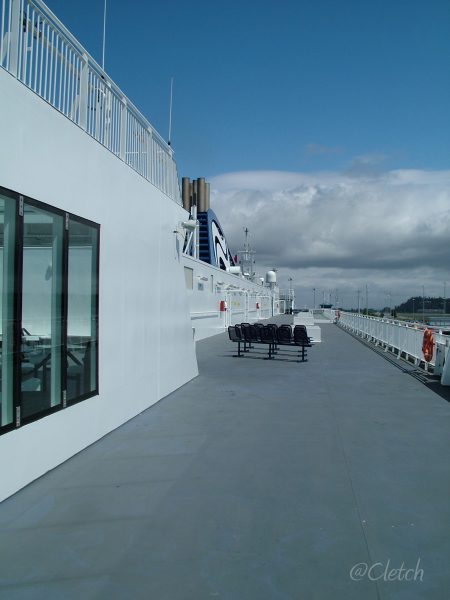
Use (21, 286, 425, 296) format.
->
(0, 0, 279, 500)
(179, 177, 280, 340)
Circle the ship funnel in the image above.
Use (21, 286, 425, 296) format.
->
(182, 177, 191, 211)
(181, 177, 211, 213)
(197, 178, 207, 212)
(205, 182, 210, 211)
(192, 179, 198, 207)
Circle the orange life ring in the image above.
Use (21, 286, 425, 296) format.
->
(422, 328, 435, 362)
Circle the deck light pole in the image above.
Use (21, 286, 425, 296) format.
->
(313, 287, 316, 309)
(412, 297, 415, 322)
(444, 282, 447, 315)
(422, 285, 425, 323)
(288, 277, 293, 313)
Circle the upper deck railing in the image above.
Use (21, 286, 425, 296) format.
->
(338, 311, 450, 384)
(0, 0, 181, 203)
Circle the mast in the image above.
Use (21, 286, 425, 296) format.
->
(168, 77, 174, 146)
(102, 0, 107, 70)
(237, 227, 256, 280)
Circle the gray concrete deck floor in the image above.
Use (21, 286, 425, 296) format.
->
(1, 322, 450, 600)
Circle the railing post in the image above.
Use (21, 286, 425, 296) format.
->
(78, 53, 89, 130)
(119, 97, 127, 160)
(441, 344, 450, 385)
(168, 146, 175, 200)
(147, 127, 153, 183)
(434, 343, 445, 376)
(8, 0, 21, 76)
(104, 80, 112, 148)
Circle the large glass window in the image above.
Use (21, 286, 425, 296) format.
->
(0, 186, 100, 433)
(0, 193, 17, 428)
(67, 219, 99, 402)
(21, 203, 64, 421)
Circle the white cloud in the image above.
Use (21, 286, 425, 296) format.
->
(210, 169, 450, 308)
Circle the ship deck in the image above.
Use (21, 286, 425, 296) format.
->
(0, 321, 449, 599)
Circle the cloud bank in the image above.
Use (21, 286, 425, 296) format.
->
(210, 169, 450, 308)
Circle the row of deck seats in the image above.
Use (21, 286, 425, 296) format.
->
(228, 323, 313, 362)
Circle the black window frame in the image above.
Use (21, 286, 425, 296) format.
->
(0, 187, 21, 434)
(65, 213, 100, 407)
(0, 185, 100, 434)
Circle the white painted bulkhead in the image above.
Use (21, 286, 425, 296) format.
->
(0, 69, 198, 500)
(182, 254, 278, 341)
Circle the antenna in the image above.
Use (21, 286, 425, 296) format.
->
(102, 0, 107, 71)
(168, 77, 174, 146)
(243, 227, 249, 252)
(238, 228, 256, 280)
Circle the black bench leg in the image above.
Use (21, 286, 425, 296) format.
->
(297, 345, 304, 362)
(301, 345, 307, 362)
(233, 341, 245, 358)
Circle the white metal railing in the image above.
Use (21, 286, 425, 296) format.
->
(279, 289, 294, 300)
(323, 309, 336, 320)
(0, 0, 181, 203)
(313, 308, 336, 321)
(338, 312, 450, 384)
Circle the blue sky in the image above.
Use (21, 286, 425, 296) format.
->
(46, 0, 450, 177)
(45, 0, 450, 308)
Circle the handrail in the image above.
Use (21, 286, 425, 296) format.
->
(338, 311, 450, 383)
(0, 0, 181, 203)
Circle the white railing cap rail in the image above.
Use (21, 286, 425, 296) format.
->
(340, 311, 450, 333)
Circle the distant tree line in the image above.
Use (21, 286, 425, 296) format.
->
(395, 296, 449, 314)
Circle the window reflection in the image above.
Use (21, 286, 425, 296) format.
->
(21, 204, 64, 419)
(67, 220, 98, 402)
(0, 186, 100, 433)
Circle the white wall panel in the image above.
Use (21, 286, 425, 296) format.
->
(0, 69, 198, 501)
